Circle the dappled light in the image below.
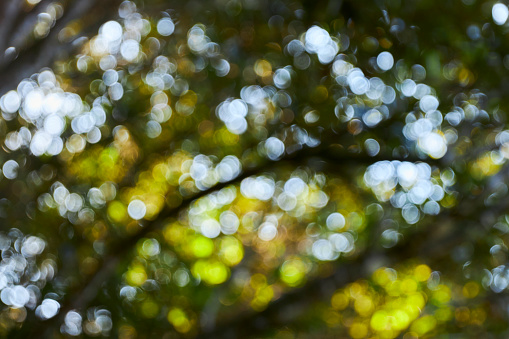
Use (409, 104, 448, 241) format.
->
(1, 0, 509, 338)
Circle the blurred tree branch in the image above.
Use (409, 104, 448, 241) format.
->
(195, 196, 499, 338)
(13, 141, 441, 338)
(0, 0, 121, 96)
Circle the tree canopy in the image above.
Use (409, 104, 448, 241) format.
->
(1, 0, 509, 337)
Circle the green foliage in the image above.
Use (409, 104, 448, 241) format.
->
(1, 0, 509, 338)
